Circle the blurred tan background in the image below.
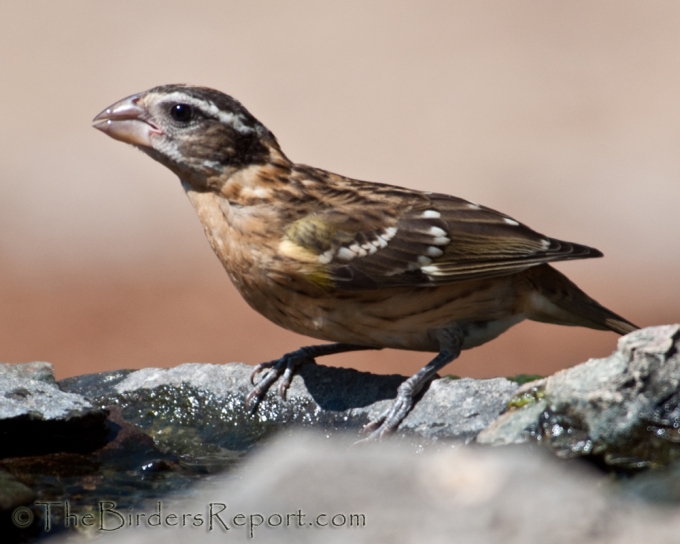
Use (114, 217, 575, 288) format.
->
(0, 0, 678, 381)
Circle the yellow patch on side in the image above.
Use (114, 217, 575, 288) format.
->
(304, 268, 334, 288)
(278, 239, 320, 263)
(277, 239, 334, 289)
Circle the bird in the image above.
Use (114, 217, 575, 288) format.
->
(93, 84, 638, 440)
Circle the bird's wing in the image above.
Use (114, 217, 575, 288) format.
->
(281, 187, 602, 291)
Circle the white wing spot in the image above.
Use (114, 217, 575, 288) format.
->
(503, 218, 520, 226)
(428, 226, 447, 237)
(421, 210, 441, 219)
(336, 247, 355, 261)
(467, 202, 481, 210)
(376, 236, 389, 248)
(318, 250, 335, 264)
(349, 244, 367, 257)
(417, 255, 433, 266)
(426, 246, 444, 257)
(541, 239, 551, 250)
(383, 227, 398, 240)
(421, 265, 441, 275)
(432, 236, 451, 245)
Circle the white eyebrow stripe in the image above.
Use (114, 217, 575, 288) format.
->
(159, 92, 255, 134)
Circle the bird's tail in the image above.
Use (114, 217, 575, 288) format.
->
(524, 264, 638, 335)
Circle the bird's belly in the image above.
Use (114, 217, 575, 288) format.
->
(457, 315, 527, 349)
(247, 277, 529, 352)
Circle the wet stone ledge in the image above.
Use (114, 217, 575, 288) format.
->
(479, 324, 680, 471)
(3, 324, 680, 543)
(58, 362, 519, 445)
(0, 362, 109, 458)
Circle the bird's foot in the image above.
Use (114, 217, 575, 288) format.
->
(355, 339, 461, 444)
(245, 343, 371, 415)
(355, 383, 415, 444)
(245, 349, 314, 413)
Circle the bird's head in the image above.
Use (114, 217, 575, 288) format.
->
(93, 84, 283, 186)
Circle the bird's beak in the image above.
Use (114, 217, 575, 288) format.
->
(92, 94, 162, 147)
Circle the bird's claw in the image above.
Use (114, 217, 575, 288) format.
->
(245, 362, 284, 413)
(249, 359, 278, 385)
(245, 352, 313, 413)
(354, 390, 415, 444)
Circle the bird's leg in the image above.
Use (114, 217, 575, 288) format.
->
(359, 326, 463, 442)
(245, 343, 374, 413)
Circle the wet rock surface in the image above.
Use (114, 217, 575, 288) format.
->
(0, 406, 211, 543)
(479, 325, 680, 470)
(3, 325, 680, 543)
(55, 434, 680, 544)
(59, 362, 519, 450)
(1, 359, 519, 542)
(0, 363, 109, 458)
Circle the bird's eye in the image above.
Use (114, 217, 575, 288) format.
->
(170, 103, 194, 123)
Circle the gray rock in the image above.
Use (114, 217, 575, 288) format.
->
(59, 362, 519, 454)
(0, 362, 109, 457)
(478, 397, 547, 446)
(1, 376, 92, 421)
(478, 325, 680, 469)
(0, 361, 56, 384)
(0, 468, 35, 511)
(382, 376, 517, 441)
(56, 433, 680, 544)
(622, 460, 680, 503)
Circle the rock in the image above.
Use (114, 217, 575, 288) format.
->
(55, 433, 680, 544)
(59, 362, 519, 459)
(9, 325, 680, 542)
(479, 325, 680, 470)
(0, 468, 35, 511)
(0, 468, 38, 544)
(0, 362, 109, 457)
(477, 397, 547, 446)
(387, 376, 517, 441)
(0, 405, 207, 541)
(0, 361, 56, 384)
(622, 460, 680, 503)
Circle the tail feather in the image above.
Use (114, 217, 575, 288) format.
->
(524, 264, 639, 335)
(600, 315, 639, 336)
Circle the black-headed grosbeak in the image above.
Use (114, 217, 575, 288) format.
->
(93, 85, 638, 440)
